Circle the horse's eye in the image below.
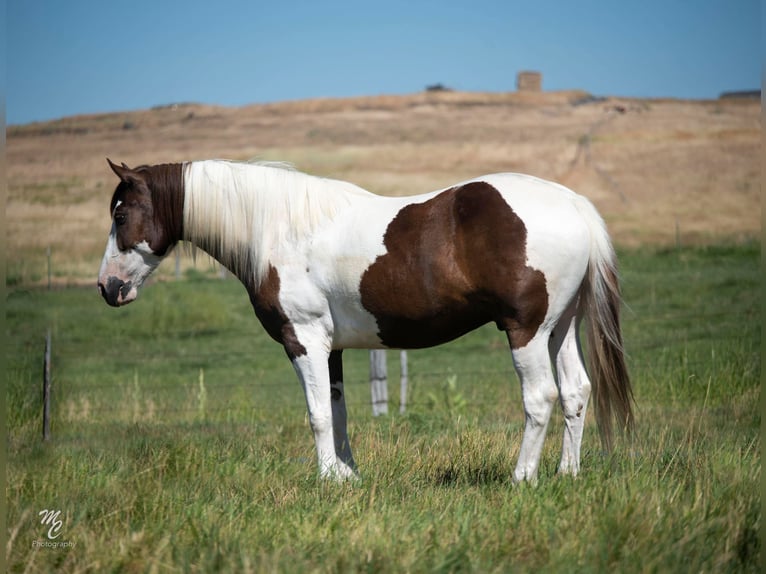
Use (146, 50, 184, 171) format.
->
(114, 213, 127, 226)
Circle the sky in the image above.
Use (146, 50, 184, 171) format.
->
(6, 0, 762, 125)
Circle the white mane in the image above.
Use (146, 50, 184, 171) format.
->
(183, 160, 372, 287)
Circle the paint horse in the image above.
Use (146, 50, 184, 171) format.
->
(98, 159, 633, 482)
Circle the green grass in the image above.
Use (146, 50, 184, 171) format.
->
(7, 243, 760, 572)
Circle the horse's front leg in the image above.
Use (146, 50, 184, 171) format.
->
(329, 350, 358, 476)
(291, 344, 356, 480)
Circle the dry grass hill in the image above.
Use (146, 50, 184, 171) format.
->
(6, 90, 761, 286)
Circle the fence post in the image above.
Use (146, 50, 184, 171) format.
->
(399, 351, 408, 414)
(46, 246, 52, 291)
(370, 350, 388, 416)
(42, 329, 52, 441)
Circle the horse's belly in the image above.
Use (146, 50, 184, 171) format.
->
(329, 294, 491, 350)
(330, 289, 493, 349)
(330, 304, 386, 349)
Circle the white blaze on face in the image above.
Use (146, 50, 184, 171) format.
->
(98, 225, 164, 305)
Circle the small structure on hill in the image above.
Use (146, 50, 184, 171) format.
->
(719, 90, 760, 100)
(517, 71, 542, 92)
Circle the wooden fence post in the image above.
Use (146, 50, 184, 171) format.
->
(370, 350, 388, 416)
(399, 351, 408, 414)
(42, 329, 52, 441)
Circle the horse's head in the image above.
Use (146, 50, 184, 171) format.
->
(98, 159, 184, 306)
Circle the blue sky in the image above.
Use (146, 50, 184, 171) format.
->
(7, 0, 761, 125)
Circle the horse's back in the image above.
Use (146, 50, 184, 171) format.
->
(478, 173, 590, 234)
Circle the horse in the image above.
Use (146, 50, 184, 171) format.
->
(98, 158, 633, 482)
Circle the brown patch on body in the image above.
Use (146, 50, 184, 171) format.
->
(244, 265, 307, 360)
(360, 181, 548, 349)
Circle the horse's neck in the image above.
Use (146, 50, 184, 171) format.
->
(182, 160, 362, 286)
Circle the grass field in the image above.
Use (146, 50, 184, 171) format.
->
(6, 242, 760, 572)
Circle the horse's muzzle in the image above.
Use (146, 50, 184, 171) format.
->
(98, 276, 134, 307)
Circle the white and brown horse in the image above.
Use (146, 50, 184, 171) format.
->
(98, 159, 633, 482)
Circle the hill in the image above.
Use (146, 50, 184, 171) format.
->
(6, 90, 761, 285)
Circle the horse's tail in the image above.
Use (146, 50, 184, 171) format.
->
(574, 195, 634, 451)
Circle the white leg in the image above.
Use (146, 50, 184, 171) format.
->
(511, 332, 559, 483)
(552, 314, 592, 476)
(291, 350, 340, 479)
(328, 351, 358, 476)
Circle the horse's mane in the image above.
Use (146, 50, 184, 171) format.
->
(183, 160, 372, 287)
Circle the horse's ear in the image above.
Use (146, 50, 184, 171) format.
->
(107, 158, 137, 183)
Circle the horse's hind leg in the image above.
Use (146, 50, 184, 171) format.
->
(328, 350, 358, 476)
(509, 330, 559, 483)
(549, 304, 592, 476)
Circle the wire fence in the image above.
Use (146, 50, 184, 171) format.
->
(27, 245, 759, 437)
(39, 301, 759, 438)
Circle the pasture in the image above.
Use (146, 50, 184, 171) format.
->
(7, 91, 761, 572)
(7, 242, 760, 572)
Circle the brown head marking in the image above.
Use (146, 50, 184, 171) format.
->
(107, 159, 185, 256)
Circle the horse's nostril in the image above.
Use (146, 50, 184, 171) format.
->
(100, 276, 125, 307)
(119, 280, 133, 299)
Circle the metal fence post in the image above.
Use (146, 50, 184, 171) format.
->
(399, 351, 408, 414)
(42, 329, 52, 441)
